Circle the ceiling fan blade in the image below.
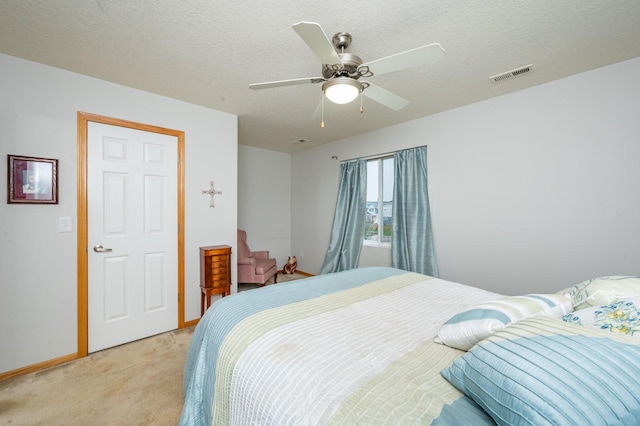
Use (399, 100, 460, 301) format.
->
(359, 43, 445, 76)
(362, 82, 409, 110)
(292, 21, 342, 65)
(249, 77, 325, 90)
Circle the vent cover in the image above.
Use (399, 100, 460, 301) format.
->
(489, 64, 534, 84)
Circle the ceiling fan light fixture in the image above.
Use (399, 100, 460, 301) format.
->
(322, 78, 363, 104)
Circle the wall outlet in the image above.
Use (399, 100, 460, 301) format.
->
(299, 250, 304, 259)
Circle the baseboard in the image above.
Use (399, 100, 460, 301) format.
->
(0, 352, 79, 382)
(278, 269, 315, 277)
(1, 322, 198, 382)
(183, 318, 199, 328)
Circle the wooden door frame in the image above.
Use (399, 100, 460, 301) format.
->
(77, 112, 186, 357)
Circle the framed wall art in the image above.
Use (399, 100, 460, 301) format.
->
(7, 155, 59, 204)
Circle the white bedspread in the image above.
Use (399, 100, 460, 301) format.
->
(212, 273, 501, 425)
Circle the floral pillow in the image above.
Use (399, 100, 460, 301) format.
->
(558, 276, 640, 310)
(562, 297, 640, 337)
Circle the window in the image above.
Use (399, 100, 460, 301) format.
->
(364, 156, 394, 245)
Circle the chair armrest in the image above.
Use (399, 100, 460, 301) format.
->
(238, 257, 256, 266)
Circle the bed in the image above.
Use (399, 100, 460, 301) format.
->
(180, 267, 640, 425)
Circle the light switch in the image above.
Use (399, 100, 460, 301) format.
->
(59, 217, 73, 233)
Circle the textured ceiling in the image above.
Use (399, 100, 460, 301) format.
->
(1, 1, 640, 153)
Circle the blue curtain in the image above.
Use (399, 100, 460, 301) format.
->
(392, 146, 439, 276)
(320, 159, 367, 274)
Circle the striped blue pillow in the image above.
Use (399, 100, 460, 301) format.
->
(436, 294, 572, 350)
(441, 317, 640, 426)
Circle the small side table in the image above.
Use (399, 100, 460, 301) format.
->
(200, 245, 232, 315)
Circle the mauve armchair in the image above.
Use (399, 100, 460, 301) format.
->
(237, 229, 278, 286)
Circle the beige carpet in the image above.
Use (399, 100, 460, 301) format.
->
(0, 326, 194, 426)
(1, 273, 310, 425)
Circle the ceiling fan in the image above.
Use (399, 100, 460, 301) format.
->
(249, 21, 445, 115)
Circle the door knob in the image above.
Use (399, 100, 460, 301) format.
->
(93, 245, 113, 253)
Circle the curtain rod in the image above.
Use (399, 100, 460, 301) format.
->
(335, 145, 427, 163)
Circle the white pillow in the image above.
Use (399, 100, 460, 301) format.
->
(558, 276, 640, 310)
(436, 294, 572, 350)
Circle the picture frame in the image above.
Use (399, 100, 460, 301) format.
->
(7, 155, 58, 204)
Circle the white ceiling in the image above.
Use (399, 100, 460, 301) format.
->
(1, 1, 640, 153)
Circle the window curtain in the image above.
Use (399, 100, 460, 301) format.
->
(320, 159, 367, 274)
(392, 146, 439, 276)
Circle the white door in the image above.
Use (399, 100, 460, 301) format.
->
(87, 122, 178, 353)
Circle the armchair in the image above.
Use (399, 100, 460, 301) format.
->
(237, 229, 278, 286)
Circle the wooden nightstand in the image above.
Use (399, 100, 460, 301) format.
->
(199, 245, 232, 315)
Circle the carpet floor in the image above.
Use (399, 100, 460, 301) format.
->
(0, 327, 194, 426)
(1, 272, 310, 425)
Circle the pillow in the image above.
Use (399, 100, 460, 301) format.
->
(558, 276, 640, 310)
(441, 316, 640, 426)
(436, 294, 572, 350)
(562, 297, 640, 337)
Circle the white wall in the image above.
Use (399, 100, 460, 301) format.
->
(292, 56, 640, 295)
(0, 54, 237, 373)
(237, 145, 291, 271)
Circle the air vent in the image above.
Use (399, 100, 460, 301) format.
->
(489, 64, 534, 84)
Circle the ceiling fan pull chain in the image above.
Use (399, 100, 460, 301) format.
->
(321, 95, 325, 128)
(360, 92, 364, 113)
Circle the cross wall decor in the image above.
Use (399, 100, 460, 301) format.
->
(202, 181, 222, 208)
